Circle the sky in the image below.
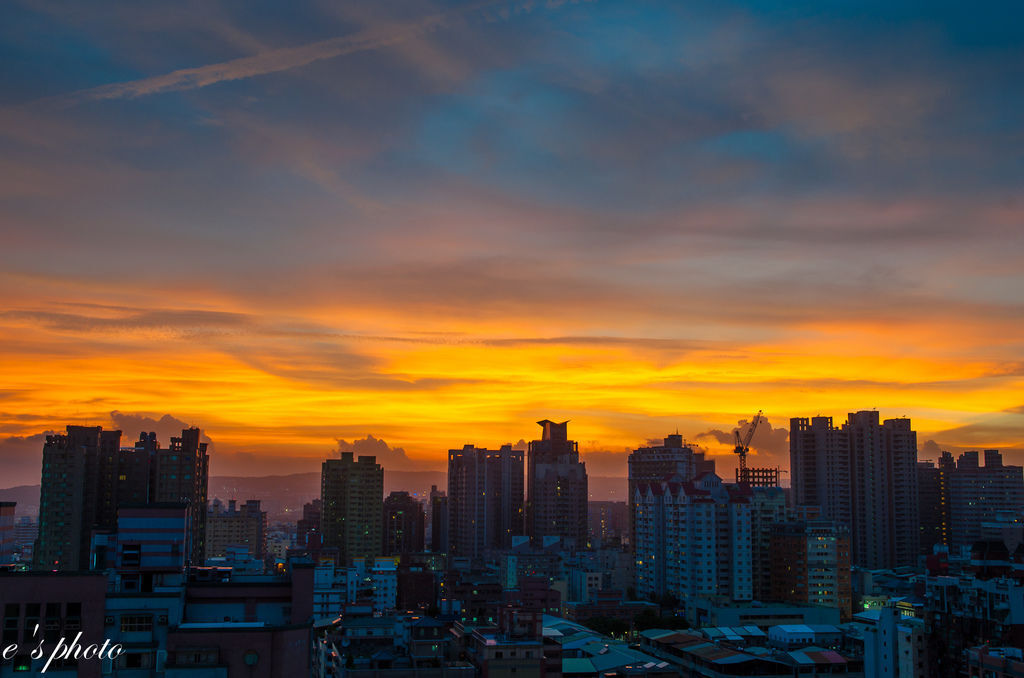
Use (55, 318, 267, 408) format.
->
(1, 0, 1022, 486)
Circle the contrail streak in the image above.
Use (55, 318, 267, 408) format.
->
(36, 0, 578, 108)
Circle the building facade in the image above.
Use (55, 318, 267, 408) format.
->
(790, 417, 852, 536)
(321, 452, 384, 566)
(749, 486, 789, 602)
(950, 450, 1024, 551)
(790, 412, 919, 569)
(382, 491, 425, 556)
(634, 472, 753, 607)
(429, 485, 449, 553)
(0, 502, 14, 565)
(151, 428, 210, 566)
(917, 452, 954, 555)
(769, 519, 852, 620)
(527, 420, 588, 549)
(206, 498, 267, 560)
(34, 426, 120, 570)
(628, 433, 715, 547)
(447, 444, 524, 560)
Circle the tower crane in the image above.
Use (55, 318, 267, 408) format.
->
(733, 410, 763, 475)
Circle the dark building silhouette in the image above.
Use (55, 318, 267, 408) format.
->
(118, 431, 159, 506)
(297, 498, 323, 554)
(429, 485, 449, 553)
(0, 502, 15, 565)
(34, 425, 209, 570)
(35, 426, 113, 570)
(769, 519, 852, 621)
(382, 491, 425, 556)
(917, 451, 954, 555)
(919, 449, 1024, 553)
(526, 420, 588, 549)
(321, 452, 383, 565)
(952, 450, 1024, 550)
(448, 444, 523, 560)
(790, 416, 852, 533)
(587, 500, 627, 547)
(790, 411, 918, 569)
(750, 485, 791, 601)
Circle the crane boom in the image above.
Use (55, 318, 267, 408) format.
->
(734, 409, 763, 473)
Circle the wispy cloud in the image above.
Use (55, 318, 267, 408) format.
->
(34, 0, 574, 108)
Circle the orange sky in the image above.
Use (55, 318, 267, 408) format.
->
(1, 282, 1021, 485)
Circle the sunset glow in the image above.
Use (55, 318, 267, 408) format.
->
(1, 0, 1022, 485)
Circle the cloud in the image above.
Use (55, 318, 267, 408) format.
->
(34, 0, 569, 108)
(695, 417, 789, 465)
(929, 411, 1024, 449)
(1, 308, 251, 336)
(336, 434, 415, 469)
(920, 439, 946, 459)
(108, 411, 214, 450)
(0, 0, 1021, 479)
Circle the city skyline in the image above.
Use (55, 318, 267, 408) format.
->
(2, 0, 1022, 484)
(0, 407, 1017, 488)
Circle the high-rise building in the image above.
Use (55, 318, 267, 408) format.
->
(919, 449, 1024, 557)
(34, 426, 211, 571)
(34, 426, 121, 570)
(118, 432, 159, 505)
(878, 415, 920, 568)
(587, 501, 628, 547)
(205, 499, 267, 560)
(749, 486, 789, 601)
(634, 472, 752, 605)
(151, 428, 210, 566)
(13, 516, 37, 561)
(527, 420, 588, 549)
(448, 444, 524, 560)
(790, 412, 918, 569)
(0, 502, 14, 565)
(749, 490, 823, 604)
(297, 498, 323, 554)
(627, 433, 714, 547)
(321, 452, 384, 565)
(769, 519, 852, 620)
(789, 416, 852, 531)
(917, 451, 955, 555)
(382, 491, 425, 556)
(429, 485, 449, 553)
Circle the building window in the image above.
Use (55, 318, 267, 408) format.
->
(120, 614, 153, 633)
(120, 653, 151, 669)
